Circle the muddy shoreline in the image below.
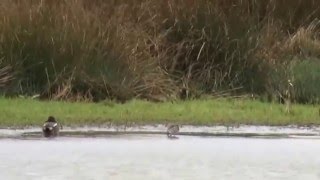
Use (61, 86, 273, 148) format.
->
(1, 125, 320, 139)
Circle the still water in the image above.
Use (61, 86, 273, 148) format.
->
(0, 134, 320, 180)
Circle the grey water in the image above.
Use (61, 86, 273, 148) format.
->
(0, 132, 320, 180)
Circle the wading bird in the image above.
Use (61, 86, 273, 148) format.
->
(42, 116, 62, 138)
(166, 123, 180, 138)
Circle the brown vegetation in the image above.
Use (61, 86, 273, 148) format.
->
(0, 65, 13, 88)
(0, 0, 319, 103)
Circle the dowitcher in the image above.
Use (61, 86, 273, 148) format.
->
(166, 124, 180, 138)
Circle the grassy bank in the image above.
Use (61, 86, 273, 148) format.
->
(0, 97, 319, 128)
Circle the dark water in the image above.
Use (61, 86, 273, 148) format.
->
(0, 134, 320, 180)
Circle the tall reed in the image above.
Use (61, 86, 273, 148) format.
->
(0, 0, 319, 103)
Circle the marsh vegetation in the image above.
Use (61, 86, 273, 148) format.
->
(0, 0, 319, 104)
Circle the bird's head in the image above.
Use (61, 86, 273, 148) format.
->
(47, 116, 56, 122)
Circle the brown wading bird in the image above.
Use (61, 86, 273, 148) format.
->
(166, 123, 180, 138)
(42, 116, 62, 138)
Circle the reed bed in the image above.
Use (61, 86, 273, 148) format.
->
(0, 0, 319, 103)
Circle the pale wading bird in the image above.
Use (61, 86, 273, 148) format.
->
(42, 116, 63, 138)
(166, 123, 180, 138)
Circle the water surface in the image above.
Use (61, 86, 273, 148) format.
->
(0, 134, 320, 180)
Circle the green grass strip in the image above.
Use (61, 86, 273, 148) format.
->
(0, 97, 319, 127)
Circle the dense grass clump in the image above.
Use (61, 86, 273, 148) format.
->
(0, 0, 319, 103)
(0, 65, 13, 88)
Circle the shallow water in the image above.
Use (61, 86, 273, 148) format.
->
(2, 125, 320, 138)
(1, 134, 320, 180)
